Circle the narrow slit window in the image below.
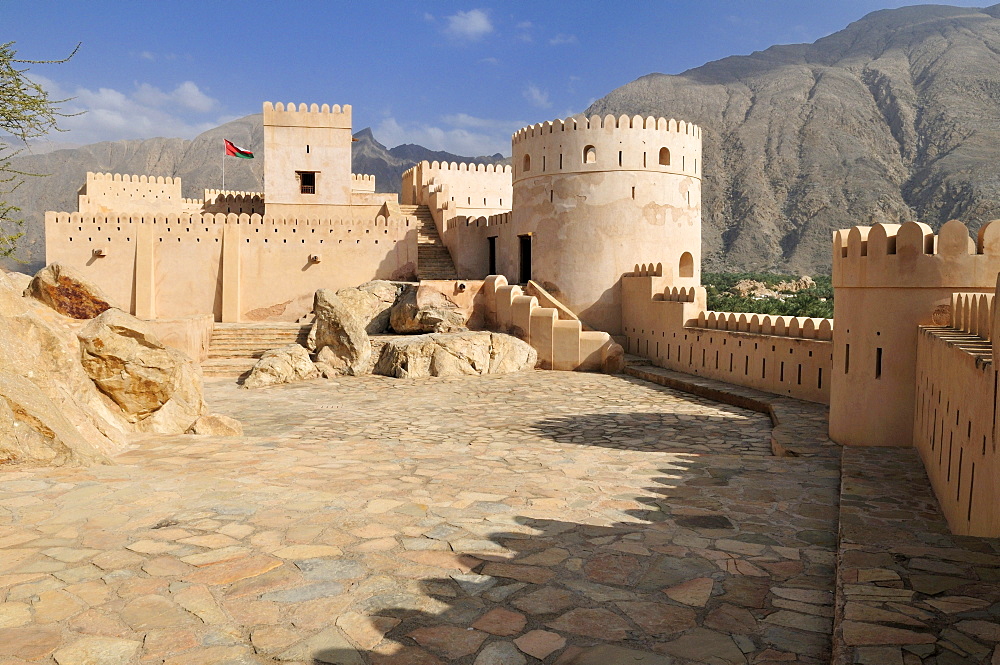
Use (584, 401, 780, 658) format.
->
(876, 347, 883, 379)
(845, 344, 850, 373)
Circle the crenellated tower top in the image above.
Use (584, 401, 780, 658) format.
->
(511, 113, 701, 183)
(262, 101, 351, 129)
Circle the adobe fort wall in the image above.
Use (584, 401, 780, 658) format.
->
(401, 160, 512, 266)
(913, 288, 1000, 537)
(44, 211, 417, 323)
(263, 102, 355, 215)
(504, 114, 702, 335)
(622, 268, 833, 404)
(830, 219, 1000, 448)
(79, 172, 203, 215)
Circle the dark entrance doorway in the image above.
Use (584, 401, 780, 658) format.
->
(518, 234, 532, 284)
(488, 236, 497, 275)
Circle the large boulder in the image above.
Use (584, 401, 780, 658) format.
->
(307, 289, 371, 376)
(78, 309, 207, 433)
(243, 345, 319, 389)
(25, 263, 115, 319)
(0, 272, 130, 466)
(389, 287, 467, 334)
(374, 331, 537, 378)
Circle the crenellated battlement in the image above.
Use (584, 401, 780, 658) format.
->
(833, 219, 1000, 288)
(46, 211, 413, 232)
(694, 311, 833, 341)
(86, 172, 180, 186)
(262, 101, 351, 129)
(950, 291, 995, 341)
(204, 189, 263, 200)
(631, 263, 664, 277)
(511, 113, 702, 183)
(350, 173, 376, 194)
(512, 114, 700, 143)
(401, 161, 512, 178)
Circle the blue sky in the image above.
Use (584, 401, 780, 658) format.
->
(4, 1, 987, 156)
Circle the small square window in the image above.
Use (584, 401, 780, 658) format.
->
(298, 171, 316, 194)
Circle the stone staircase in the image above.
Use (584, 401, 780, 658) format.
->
(400, 204, 458, 280)
(201, 323, 312, 378)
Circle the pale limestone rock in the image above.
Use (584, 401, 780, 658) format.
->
(354, 280, 410, 333)
(374, 332, 536, 378)
(307, 289, 371, 375)
(187, 413, 244, 436)
(3, 271, 31, 293)
(390, 287, 467, 334)
(0, 272, 129, 466)
(25, 263, 116, 319)
(243, 345, 319, 389)
(78, 308, 206, 433)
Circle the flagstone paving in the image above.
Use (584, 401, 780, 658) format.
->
(0, 369, 979, 665)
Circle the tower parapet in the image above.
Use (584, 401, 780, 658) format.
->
(830, 219, 1000, 449)
(262, 101, 351, 129)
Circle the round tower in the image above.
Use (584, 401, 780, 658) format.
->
(509, 113, 702, 334)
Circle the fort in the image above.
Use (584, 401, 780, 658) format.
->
(41, 100, 1000, 542)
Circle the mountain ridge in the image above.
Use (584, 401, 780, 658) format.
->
(587, 3, 1000, 272)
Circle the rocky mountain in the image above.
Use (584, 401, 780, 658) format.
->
(1, 118, 504, 273)
(587, 3, 1000, 273)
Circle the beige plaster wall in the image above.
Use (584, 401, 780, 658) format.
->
(622, 273, 833, 404)
(830, 220, 1000, 447)
(45, 212, 418, 323)
(505, 114, 702, 335)
(79, 172, 203, 215)
(402, 161, 512, 268)
(263, 102, 353, 212)
(914, 321, 998, 537)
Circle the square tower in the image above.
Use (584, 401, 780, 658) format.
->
(263, 102, 353, 217)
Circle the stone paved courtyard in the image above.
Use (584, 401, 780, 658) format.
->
(2, 372, 846, 664)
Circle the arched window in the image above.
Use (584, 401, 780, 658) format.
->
(583, 145, 596, 164)
(679, 252, 694, 278)
(522, 154, 531, 172)
(658, 147, 671, 166)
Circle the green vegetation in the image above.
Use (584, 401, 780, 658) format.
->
(703, 272, 834, 319)
(0, 41, 78, 258)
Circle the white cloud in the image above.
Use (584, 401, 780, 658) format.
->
(516, 21, 533, 29)
(523, 84, 552, 109)
(441, 113, 526, 132)
(444, 9, 493, 41)
(375, 115, 517, 156)
(549, 33, 578, 45)
(28, 75, 236, 145)
(139, 51, 155, 61)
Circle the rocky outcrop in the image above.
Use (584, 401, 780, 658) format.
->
(243, 345, 319, 389)
(389, 287, 467, 334)
(3, 271, 31, 293)
(307, 289, 371, 376)
(374, 332, 536, 379)
(78, 309, 207, 434)
(354, 280, 410, 334)
(0, 272, 131, 466)
(25, 263, 115, 319)
(187, 413, 243, 436)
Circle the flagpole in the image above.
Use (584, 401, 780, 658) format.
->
(222, 141, 226, 191)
